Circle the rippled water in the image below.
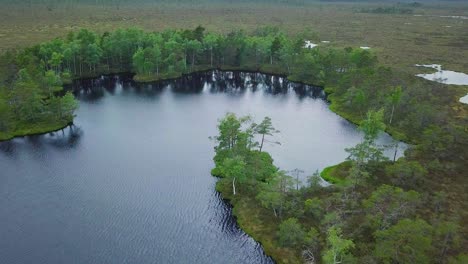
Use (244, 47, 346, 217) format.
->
(0, 71, 404, 264)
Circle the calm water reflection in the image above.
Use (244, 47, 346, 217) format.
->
(0, 71, 404, 264)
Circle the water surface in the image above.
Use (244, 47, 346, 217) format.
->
(415, 64, 468, 86)
(0, 71, 404, 264)
(304, 40, 317, 48)
(415, 64, 468, 104)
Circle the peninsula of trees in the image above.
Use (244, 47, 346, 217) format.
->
(211, 112, 466, 264)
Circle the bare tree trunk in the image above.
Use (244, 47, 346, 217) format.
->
(119, 52, 122, 70)
(210, 48, 213, 67)
(259, 134, 265, 152)
(389, 104, 395, 124)
(296, 174, 299, 190)
(192, 53, 195, 70)
(255, 50, 258, 66)
(439, 233, 451, 261)
(393, 142, 399, 163)
(73, 55, 76, 74)
(232, 177, 236, 195)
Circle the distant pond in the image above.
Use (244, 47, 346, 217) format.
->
(415, 64, 468, 104)
(0, 71, 405, 264)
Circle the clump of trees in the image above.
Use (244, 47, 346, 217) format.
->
(211, 113, 281, 195)
(0, 51, 78, 140)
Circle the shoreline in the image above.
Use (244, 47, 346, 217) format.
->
(0, 67, 320, 143)
(0, 121, 73, 142)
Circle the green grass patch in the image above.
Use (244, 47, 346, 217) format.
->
(327, 93, 362, 125)
(0, 119, 71, 141)
(320, 161, 352, 186)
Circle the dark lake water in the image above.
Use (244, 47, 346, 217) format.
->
(0, 71, 405, 264)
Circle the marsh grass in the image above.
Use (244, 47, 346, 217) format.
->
(320, 161, 352, 186)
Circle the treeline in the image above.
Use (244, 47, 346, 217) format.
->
(211, 112, 466, 263)
(18, 26, 376, 85)
(0, 0, 315, 9)
(356, 2, 424, 14)
(358, 6, 415, 14)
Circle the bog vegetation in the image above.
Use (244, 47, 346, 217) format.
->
(0, 25, 466, 263)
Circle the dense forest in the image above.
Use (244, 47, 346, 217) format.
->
(0, 25, 466, 263)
